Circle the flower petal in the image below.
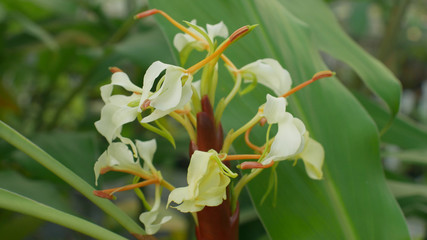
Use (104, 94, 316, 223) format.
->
(149, 67, 185, 110)
(299, 137, 324, 180)
(136, 139, 157, 171)
(206, 21, 228, 40)
(263, 94, 287, 124)
(141, 61, 170, 100)
(263, 113, 304, 164)
(111, 72, 142, 93)
(241, 59, 292, 96)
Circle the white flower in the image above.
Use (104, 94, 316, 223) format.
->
(167, 150, 230, 213)
(262, 94, 324, 179)
(139, 61, 193, 123)
(240, 59, 292, 96)
(94, 141, 147, 185)
(173, 20, 229, 52)
(139, 184, 172, 235)
(95, 72, 142, 144)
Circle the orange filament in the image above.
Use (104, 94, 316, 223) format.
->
(109, 66, 123, 73)
(281, 70, 335, 98)
(223, 154, 261, 161)
(245, 126, 264, 153)
(135, 9, 205, 43)
(240, 160, 274, 170)
(109, 168, 152, 180)
(94, 178, 159, 199)
(186, 26, 250, 74)
(174, 109, 190, 114)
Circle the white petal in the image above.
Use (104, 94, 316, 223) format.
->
(262, 59, 292, 96)
(173, 33, 195, 52)
(141, 61, 170, 100)
(299, 137, 324, 180)
(100, 84, 113, 103)
(263, 94, 287, 124)
(111, 72, 142, 93)
(94, 151, 108, 185)
(241, 59, 292, 96)
(108, 142, 137, 166)
(207, 21, 228, 40)
(95, 104, 122, 143)
(264, 113, 303, 163)
(149, 67, 185, 110)
(136, 139, 157, 171)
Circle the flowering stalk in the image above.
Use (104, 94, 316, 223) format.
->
(92, 9, 335, 239)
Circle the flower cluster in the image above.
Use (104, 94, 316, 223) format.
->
(93, 9, 332, 236)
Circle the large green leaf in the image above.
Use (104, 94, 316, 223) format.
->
(0, 188, 127, 240)
(148, 0, 409, 239)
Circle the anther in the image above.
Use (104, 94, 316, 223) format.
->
(109, 67, 123, 73)
(239, 161, 274, 170)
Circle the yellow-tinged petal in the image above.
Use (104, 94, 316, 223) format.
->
(298, 137, 324, 180)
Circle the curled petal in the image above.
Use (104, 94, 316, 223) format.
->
(111, 72, 142, 93)
(263, 94, 287, 124)
(241, 59, 292, 96)
(298, 137, 324, 180)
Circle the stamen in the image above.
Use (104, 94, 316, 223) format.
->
(141, 99, 151, 110)
(93, 190, 116, 200)
(239, 160, 274, 170)
(187, 25, 253, 74)
(259, 117, 267, 127)
(95, 178, 159, 198)
(223, 154, 262, 161)
(281, 70, 335, 98)
(109, 66, 123, 73)
(135, 9, 205, 43)
(244, 126, 264, 153)
(174, 109, 190, 115)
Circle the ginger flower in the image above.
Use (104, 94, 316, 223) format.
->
(94, 141, 149, 185)
(139, 61, 193, 123)
(167, 150, 232, 213)
(95, 72, 142, 144)
(173, 20, 228, 52)
(240, 59, 292, 96)
(262, 94, 324, 179)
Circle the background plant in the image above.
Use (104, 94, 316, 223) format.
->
(0, 0, 426, 239)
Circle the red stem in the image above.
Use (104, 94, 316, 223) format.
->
(191, 96, 239, 240)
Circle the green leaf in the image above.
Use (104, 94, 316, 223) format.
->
(0, 188, 127, 240)
(0, 120, 145, 236)
(148, 0, 409, 239)
(280, 0, 401, 122)
(13, 132, 99, 186)
(0, 170, 71, 212)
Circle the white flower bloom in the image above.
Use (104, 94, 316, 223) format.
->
(94, 142, 147, 185)
(240, 59, 292, 96)
(139, 184, 172, 235)
(95, 72, 142, 143)
(167, 150, 230, 213)
(173, 20, 229, 52)
(139, 61, 193, 123)
(261, 94, 324, 179)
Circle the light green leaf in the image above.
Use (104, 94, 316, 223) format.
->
(0, 188, 127, 240)
(0, 120, 145, 236)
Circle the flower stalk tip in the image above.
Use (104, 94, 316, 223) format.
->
(134, 9, 159, 20)
(239, 161, 274, 170)
(93, 190, 116, 200)
(108, 66, 123, 73)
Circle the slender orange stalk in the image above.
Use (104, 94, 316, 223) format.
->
(244, 126, 264, 153)
(239, 160, 274, 170)
(135, 9, 205, 43)
(108, 168, 152, 180)
(96, 178, 159, 196)
(223, 154, 261, 161)
(281, 70, 335, 98)
(187, 26, 251, 74)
